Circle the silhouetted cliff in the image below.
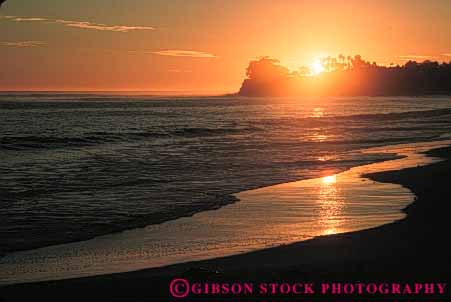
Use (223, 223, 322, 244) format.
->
(238, 56, 451, 96)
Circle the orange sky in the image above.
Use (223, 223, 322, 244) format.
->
(1, 0, 451, 93)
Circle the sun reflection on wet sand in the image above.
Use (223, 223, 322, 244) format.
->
(318, 174, 344, 235)
(1, 140, 450, 285)
(322, 175, 337, 184)
(323, 228, 338, 235)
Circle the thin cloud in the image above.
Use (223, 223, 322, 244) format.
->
(397, 55, 435, 61)
(153, 50, 216, 58)
(53, 19, 154, 32)
(0, 41, 45, 47)
(168, 69, 193, 73)
(2, 16, 48, 21)
(442, 53, 451, 57)
(1, 15, 155, 32)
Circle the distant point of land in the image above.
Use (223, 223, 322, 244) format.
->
(238, 55, 451, 97)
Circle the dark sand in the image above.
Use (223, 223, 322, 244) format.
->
(1, 147, 451, 301)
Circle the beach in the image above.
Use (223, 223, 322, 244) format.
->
(1, 145, 450, 301)
(2, 1, 451, 301)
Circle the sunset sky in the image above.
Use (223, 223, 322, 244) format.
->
(1, 0, 451, 93)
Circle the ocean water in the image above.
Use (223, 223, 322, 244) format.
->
(1, 94, 451, 256)
(1, 140, 448, 284)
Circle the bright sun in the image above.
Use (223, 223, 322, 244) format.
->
(311, 59, 325, 75)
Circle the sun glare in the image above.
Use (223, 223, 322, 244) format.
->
(322, 175, 337, 184)
(311, 59, 325, 75)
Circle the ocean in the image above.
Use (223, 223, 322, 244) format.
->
(1, 94, 451, 259)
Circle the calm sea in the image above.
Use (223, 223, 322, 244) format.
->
(1, 94, 451, 255)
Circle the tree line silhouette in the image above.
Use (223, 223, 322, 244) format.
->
(238, 55, 451, 96)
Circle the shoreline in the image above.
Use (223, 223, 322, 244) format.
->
(0, 159, 375, 257)
(1, 145, 451, 300)
(0, 153, 401, 257)
(1, 141, 444, 285)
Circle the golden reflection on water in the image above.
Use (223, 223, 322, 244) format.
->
(310, 133, 329, 142)
(308, 108, 328, 142)
(310, 107, 324, 118)
(317, 155, 334, 162)
(323, 228, 338, 235)
(322, 175, 336, 184)
(318, 174, 344, 235)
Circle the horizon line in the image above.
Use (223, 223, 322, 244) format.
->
(0, 90, 235, 97)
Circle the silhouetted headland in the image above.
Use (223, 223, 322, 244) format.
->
(238, 55, 451, 96)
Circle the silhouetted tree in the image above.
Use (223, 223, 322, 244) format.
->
(239, 54, 451, 96)
(246, 57, 290, 81)
(298, 66, 311, 76)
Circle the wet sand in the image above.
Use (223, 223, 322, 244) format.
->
(1, 146, 451, 301)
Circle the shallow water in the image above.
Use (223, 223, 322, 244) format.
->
(0, 140, 449, 285)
